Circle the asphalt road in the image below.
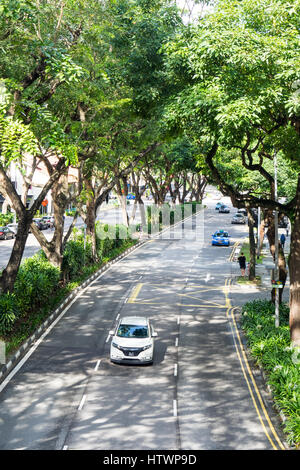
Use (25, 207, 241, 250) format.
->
(0, 197, 287, 450)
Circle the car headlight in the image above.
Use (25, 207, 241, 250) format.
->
(142, 344, 152, 351)
(112, 342, 121, 350)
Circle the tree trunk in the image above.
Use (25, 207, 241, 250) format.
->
(84, 177, 97, 261)
(179, 174, 189, 203)
(116, 178, 129, 227)
(0, 157, 67, 291)
(194, 174, 207, 203)
(288, 178, 300, 345)
(0, 213, 32, 292)
(30, 172, 68, 269)
(266, 210, 287, 305)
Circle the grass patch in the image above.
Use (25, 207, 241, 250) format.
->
(236, 275, 261, 286)
(239, 241, 264, 265)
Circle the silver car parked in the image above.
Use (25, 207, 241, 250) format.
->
(231, 213, 246, 224)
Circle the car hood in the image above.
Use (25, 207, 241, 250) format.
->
(112, 337, 152, 348)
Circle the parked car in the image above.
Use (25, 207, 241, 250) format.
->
(237, 208, 247, 216)
(231, 213, 246, 224)
(0, 226, 15, 240)
(279, 216, 289, 228)
(211, 230, 231, 246)
(41, 215, 55, 228)
(6, 223, 18, 234)
(110, 316, 157, 365)
(33, 218, 48, 230)
(126, 193, 135, 200)
(218, 205, 230, 213)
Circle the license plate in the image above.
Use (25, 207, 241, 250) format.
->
(128, 351, 135, 356)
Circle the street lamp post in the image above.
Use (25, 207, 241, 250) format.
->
(257, 206, 261, 259)
(274, 152, 280, 328)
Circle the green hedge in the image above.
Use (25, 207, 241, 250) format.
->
(0, 293, 20, 335)
(14, 253, 60, 314)
(62, 232, 93, 281)
(0, 253, 60, 336)
(241, 300, 300, 448)
(0, 213, 14, 226)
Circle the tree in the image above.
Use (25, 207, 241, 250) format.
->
(0, 0, 87, 289)
(162, 0, 300, 344)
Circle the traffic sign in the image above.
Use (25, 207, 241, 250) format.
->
(271, 280, 283, 288)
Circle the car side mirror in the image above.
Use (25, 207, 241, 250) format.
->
(109, 330, 115, 336)
(152, 331, 158, 337)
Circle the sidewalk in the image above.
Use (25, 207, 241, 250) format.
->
(230, 230, 290, 304)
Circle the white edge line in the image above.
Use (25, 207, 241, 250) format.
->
(0, 295, 80, 394)
(78, 394, 86, 411)
(174, 364, 178, 377)
(94, 359, 101, 371)
(173, 399, 177, 417)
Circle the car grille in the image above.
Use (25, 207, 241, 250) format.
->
(119, 347, 143, 357)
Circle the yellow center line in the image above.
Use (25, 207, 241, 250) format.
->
(228, 241, 240, 262)
(127, 283, 143, 304)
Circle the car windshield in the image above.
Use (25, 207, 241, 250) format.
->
(215, 232, 228, 237)
(117, 324, 149, 338)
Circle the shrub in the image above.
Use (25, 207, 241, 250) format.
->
(0, 293, 20, 335)
(65, 209, 76, 216)
(62, 234, 93, 281)
(97, 237, 115, 259)
(241, 299, 300, 447)
(14, 253, 60, 313)
(115, 224, 130, 247)
(0, 213, 14, 226)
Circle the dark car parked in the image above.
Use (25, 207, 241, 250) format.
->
(41, 215, 55, 228)
(218, 205, 230, 213)
(279, 216, 289, 228)
(0, 226, 15, 240)
(33, 218, 48, 230)
(237, 208, 247, 216)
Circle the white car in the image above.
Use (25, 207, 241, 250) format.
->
(6, 223, 18, 234)
(110, 316, 157, 365)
